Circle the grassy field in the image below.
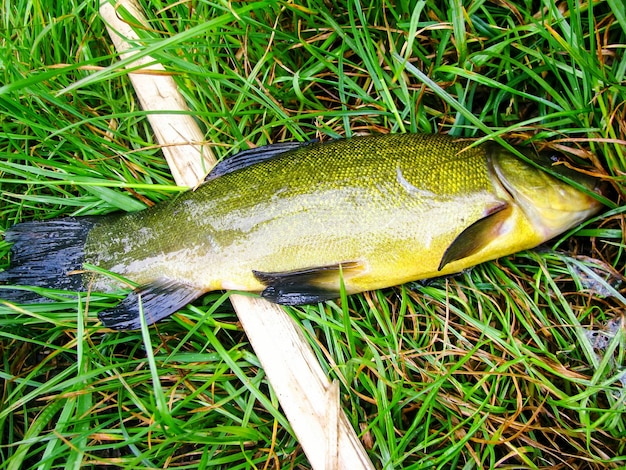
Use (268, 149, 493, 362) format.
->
(1, 0, 625, 468)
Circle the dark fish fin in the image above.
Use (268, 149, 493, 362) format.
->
(98, 280, 206, 331)
(258, 285, 340, 306)
(205, 140, 318, 181)
(253, 261, 363, 306)
(438, 202, 511, 271)
(0, 217, 99, 302)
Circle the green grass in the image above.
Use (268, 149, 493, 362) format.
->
(1, 0, 625, 468)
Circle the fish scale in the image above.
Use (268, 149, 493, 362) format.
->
(0, 133, 603, 330)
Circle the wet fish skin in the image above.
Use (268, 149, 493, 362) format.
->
(0, 133, 603, 329)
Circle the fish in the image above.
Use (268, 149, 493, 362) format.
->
(0, 133, 604, 330)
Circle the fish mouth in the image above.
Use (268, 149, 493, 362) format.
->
(591, 179, 610, 201)
(488, 152, 605, 239)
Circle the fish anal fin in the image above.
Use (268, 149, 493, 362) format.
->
(253, 261, 364, 306)
(438, 202, 511, 271)
(97, 279, 205, 330)
(205, 140, 318, 181)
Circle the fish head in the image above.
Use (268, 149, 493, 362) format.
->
(489, 145, 604, 240)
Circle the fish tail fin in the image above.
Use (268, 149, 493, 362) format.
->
(0, 217, 99, 302)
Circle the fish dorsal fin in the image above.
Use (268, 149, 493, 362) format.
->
(438, 202, 511, 271)
(98, 279, 206, 330)
(205, 140, 318, 181)
(253, 261, 364, 305)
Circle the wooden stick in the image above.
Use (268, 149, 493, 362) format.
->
(99, 1, 375, 468)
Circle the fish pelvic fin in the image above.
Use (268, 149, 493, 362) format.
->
(438, 202, 511, 271)
(98, 279, 206, 330)
(0, 217, 99, 302)
(253, 261, 363, 306)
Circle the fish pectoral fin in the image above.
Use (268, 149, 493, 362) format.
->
(205, 140, 319, 181)
(438, 202, 511, 271)
(98, 279, 206, 331)
(253, 261, 364, 306)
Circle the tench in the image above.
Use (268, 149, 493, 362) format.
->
(0, 133, 603, 329)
